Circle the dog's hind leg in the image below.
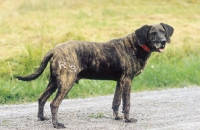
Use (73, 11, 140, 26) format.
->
(38, 74, 57, 121)
(112, 81, 123, 120)
(50, 72, 76, 129)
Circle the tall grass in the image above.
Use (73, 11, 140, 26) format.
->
(0, 0, 200, 104)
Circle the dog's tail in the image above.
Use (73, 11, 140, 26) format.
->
(15, 50, 54, 81)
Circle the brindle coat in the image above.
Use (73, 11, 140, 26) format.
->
(16, 23, 174, 129)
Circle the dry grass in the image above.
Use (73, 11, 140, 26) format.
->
(1, 0, 200, 59)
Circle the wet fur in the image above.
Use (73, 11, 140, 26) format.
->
(16, 23, 174, 129)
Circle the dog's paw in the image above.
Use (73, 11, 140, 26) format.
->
(53, 122, 66, 129)
(38, 116, 49, 121)
(114, 116, 123, 120)
(125, 118, 137, 123)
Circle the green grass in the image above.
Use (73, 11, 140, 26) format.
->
(89, 112, 104, 119)
(0, 0, 200, 104)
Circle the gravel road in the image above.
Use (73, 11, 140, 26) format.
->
(0, 87, 200, 130)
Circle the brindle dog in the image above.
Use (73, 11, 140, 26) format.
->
(16, 23, 174, 129)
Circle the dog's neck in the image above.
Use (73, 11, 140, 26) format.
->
(140, 44, 151, 52)
(125, 33, 151, 61)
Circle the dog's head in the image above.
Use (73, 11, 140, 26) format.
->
(135, 23, 174, 52)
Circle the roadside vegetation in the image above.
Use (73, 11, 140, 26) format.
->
(0, 0, 200, 104)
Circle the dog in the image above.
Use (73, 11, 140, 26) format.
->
(16, 23, 174, 129)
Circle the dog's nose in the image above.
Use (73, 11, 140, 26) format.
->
(160, 39, 167, 44)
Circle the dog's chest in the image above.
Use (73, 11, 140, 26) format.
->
(133, 51, 151, 77)
(134, 60, 148, 76)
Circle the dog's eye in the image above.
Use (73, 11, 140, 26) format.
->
(160, 30, 165, 34)
(150, 35, 156, 41)
(151, 32, 157, 35)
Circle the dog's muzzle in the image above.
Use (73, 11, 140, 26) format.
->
(155, 39, 167, 53)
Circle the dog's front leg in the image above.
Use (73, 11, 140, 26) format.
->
(112, 81, 123, 120)
(121, 77, 137, 123)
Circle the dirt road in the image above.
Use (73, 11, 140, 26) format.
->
(0, 87, 200, 130)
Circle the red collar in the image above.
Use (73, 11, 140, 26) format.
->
(141, 44, 151, 52)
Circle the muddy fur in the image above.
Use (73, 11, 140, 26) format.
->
(16, 23, 174, 129)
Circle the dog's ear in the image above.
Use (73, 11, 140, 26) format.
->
(135, 25, 151, 45)
(160, 23, 174, 43)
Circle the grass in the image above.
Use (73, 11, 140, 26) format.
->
(0, 0, 200, 104)
(89, 112, 104, 119)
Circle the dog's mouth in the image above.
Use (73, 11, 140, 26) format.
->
(154, 44, 165, 53)
(157, 46, 165, 52)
